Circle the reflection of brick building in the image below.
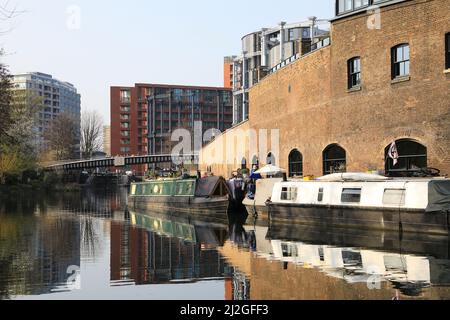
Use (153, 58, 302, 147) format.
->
(110, 221, 230, 285)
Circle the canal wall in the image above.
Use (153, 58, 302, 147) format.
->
(199, 0, 450, 178)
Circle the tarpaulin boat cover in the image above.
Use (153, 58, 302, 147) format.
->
(195, 176, 229, 197)
(426, 180, 450, 212)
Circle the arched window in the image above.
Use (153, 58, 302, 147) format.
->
(288, 149, 303, 177)
(241, 157, 247, 170)
(385, 139, 427, 177)
(323, 144, 347, 175)
(251, 155, 259, 170)
(267, 152, 276, 165)
(392, 44, 410, 79)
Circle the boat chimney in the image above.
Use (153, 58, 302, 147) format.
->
(283, 172, 288, 182)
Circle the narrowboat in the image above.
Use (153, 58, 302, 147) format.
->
(266, 173, 450, 235)
(243, 178, 282, 225)
(128, 176, 231, 220)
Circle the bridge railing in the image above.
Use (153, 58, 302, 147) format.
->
(44, 154, 199, 171)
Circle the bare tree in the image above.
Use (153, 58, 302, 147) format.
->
(0, 59, 12, 142)
(81, 111, 103, 159)
(0, 1, 24, 35)
(44, 113, 79, 161)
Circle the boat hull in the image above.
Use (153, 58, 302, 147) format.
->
(244, 204, 270, 226)
(128, 195, 230, 223)
(267, 203, 450, 235)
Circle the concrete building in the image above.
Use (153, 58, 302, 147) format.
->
(229, 18, 330, 125)
(103, 125, 111, 157)
(12, 72, 81, 154)
(110, 84, 233, 169)
(201, 0, 450, 178)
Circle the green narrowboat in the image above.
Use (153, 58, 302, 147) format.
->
(128, 176, 231, 219)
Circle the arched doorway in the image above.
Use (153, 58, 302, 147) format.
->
(251, 156, 259, 171)
(288, 149, 303, 177)
(385, 139, 427, 177)
(241, 157, 248, 170)
(267, 152, 276, 166)
(323, 144, 346, 175)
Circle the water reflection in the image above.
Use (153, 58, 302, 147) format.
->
(224, 223, 450, 300)
(111, 211, 230, 286)
(1, 188, 450, 300)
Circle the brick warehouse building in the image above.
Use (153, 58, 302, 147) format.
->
(111, 84, 233, 172)
(200, 0, 450, 178)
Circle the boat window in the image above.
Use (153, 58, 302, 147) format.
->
(186, 182, 193, 195)
(318, 188, 324, 202)
(131, 184, 137, 196)
(281, 243, 298, 257)
(341, 188, 361, 203)
(141, 185, 147, 195)
(177, 183, 184, 195)
(383, 189, 406, 206)
(281, 187, 298, 201)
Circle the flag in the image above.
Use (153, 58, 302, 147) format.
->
(388, 141, 399, 166)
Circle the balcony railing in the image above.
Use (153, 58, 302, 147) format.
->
(268, 37, 331, 75)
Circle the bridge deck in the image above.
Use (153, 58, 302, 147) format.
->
(44, 154, 198, 171)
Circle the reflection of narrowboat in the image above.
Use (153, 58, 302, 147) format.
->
(267, 173, 450, 235)
(129, 211, 230, 249)
(128, 176, 231, 219)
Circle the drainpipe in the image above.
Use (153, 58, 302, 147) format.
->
(261, 28, 268, 67)
(309, 16, 317, 44)
(279, 22, 286, 62)
(242, 52, 248, 122)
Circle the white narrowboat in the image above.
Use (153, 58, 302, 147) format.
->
(267, 173, 450, 235)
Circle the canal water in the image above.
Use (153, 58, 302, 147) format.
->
(1, 188, 450, 300)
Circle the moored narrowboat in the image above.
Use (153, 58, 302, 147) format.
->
(128, 176, 231, 220)
(267, 173, 450, 235)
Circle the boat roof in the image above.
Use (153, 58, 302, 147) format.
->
(195, 176, 229, 197)
(284, 177, 449, 183)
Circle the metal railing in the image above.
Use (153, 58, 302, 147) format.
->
(268, 37, 331, 75)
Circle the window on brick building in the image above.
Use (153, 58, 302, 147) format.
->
(446, 33, 450, 69)
(323, 144, 347, 175)
(267, 152, 276, 166)
(385, 139, 427, 177)
(288, 149, 303, 177)
(120, 90, 131, 104)
(348, 57, 361, 89)
(391, 44, 410, 79)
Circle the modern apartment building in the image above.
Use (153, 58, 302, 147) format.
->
(223, 56, 236, 89)
(228, 18, 330, 125)
(110, 84, 233, 161)
(12, 72, 81, 154)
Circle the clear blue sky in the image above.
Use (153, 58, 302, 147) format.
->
(1, 0, 333, 124)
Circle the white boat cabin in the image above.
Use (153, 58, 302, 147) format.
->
(270, 173, 450, 212)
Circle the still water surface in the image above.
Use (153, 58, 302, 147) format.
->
(1, 188, 450, 300)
